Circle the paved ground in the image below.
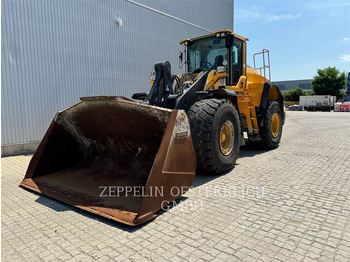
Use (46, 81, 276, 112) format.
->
(2, 111, 350, 261)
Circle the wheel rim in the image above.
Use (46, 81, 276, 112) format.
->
(271, 113, 280, 138)
(219, 120, 234, 156)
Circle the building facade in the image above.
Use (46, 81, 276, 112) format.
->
(1, 0, 233, 156)
(271, 79, 312, 92)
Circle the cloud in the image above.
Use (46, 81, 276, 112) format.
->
(305, 2, 350, 10)
(340, 55, 350, 62)
(236, 9, 301, 23)
(344, 37, 350, 41)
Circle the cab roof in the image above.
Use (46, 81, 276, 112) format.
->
(179, 29, 249, 45)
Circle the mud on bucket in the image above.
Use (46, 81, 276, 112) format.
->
(20, 97, 196, 225)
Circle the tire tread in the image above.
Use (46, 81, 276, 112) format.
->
(188, 98, 239, 174)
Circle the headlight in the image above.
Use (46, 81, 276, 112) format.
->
(217, 66, 226, 73)
(218, 77, 226, 87)
(149, 72, 155, 81)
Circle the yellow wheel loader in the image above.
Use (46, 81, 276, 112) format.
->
(21, 30, 284, 225)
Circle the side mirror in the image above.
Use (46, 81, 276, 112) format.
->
(179, 50, 184, 69)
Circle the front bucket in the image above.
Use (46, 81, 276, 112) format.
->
(20, 96, 196, 225)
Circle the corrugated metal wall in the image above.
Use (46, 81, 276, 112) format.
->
(1, 0, 233, 151)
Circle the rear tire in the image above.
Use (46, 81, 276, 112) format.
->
(188, 98, 241, 174)
(249, 100, 282, 149)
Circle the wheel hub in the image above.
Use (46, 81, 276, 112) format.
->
(219, 120, 234, 156)
(271, 113, 280, 138)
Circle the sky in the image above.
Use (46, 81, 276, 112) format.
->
(234, 0, 350, 81)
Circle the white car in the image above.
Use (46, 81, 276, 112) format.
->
(334, 102, 342, 112)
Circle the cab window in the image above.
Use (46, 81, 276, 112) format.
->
(187, 37, 228, 72)
(232, 38, 243, 84)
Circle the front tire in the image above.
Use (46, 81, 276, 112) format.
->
(188, 98, 241, 174)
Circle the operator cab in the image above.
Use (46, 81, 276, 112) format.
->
(180, 30, 246, 86)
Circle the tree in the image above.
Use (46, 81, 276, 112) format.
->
(312, 67, 346, 99)
(283, 88, 309, 101)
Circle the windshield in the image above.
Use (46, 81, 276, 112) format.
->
(187, 36, 228, 73)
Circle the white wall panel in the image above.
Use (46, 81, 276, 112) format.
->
(1, 0, 233, 148)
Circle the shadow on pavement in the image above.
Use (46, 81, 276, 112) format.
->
(21, 185, 188, 232)
(192, 139, 269, 188)
(238, 139, 269, 159)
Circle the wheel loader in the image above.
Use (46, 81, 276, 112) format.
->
(21, 30, 284, 225)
